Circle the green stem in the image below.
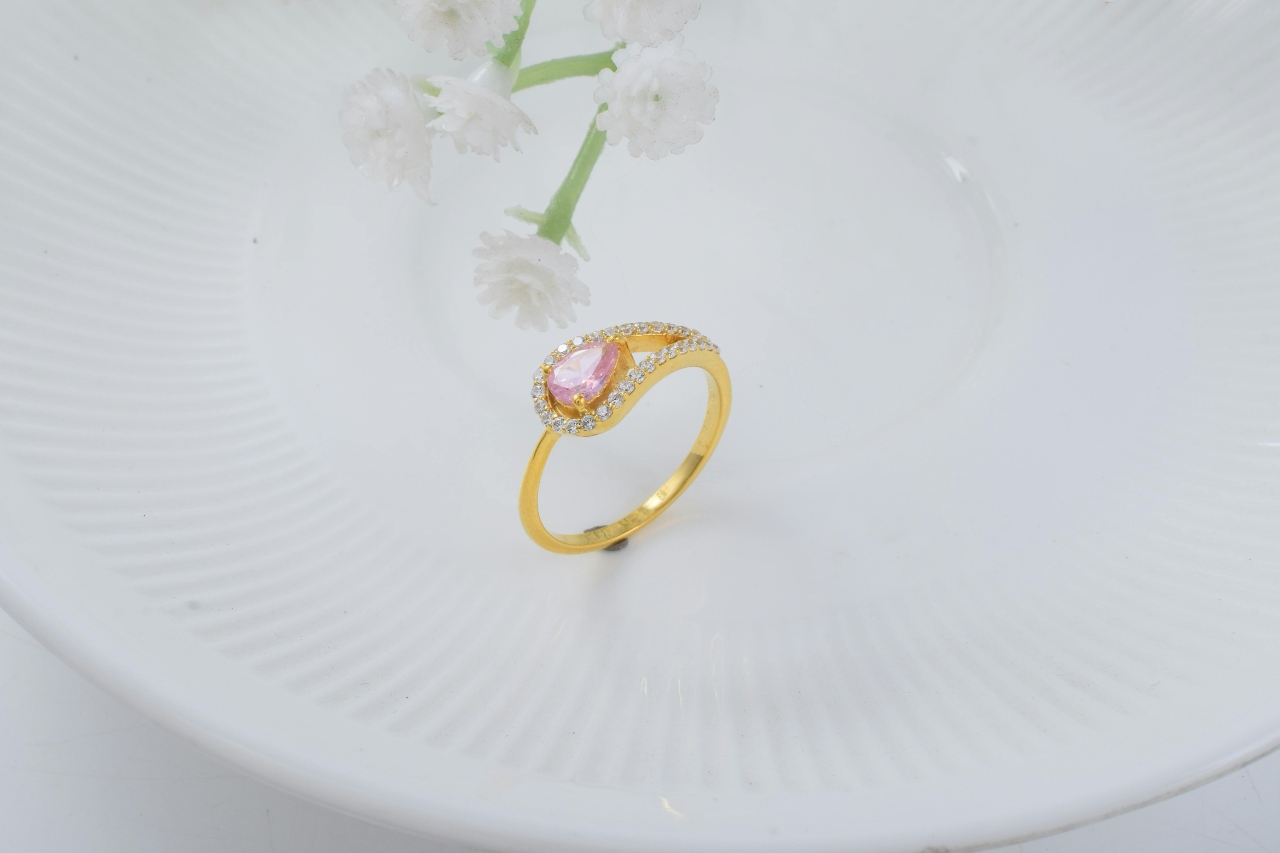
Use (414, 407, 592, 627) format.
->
(492, 0, 537, 68)
(512, 50, 617, 92)
(538, 107, 608, 245)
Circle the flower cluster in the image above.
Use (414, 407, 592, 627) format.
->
(588, 1, 716, 162)
(474, 232, 590, 331)
(337, 0, 719, 331)
(595, 37, 717, 160)
(427, 61, 536, 161)
(339, 68, 438, 202)
(583, 0, 700, 47)
(396, 0, 522, 61)
(339, 0, 534, 203)
(340, 59, 535, 200)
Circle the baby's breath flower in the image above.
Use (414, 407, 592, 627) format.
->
(427, 60, 536, 160)
(340, 69, 437, 201)
(583, 0, 700, 47)
(594, 37, 718, 160)
(473, 231, 591, 331)
(396, 0, 522, 61)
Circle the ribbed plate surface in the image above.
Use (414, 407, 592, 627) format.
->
(2, 2, 1280, 851)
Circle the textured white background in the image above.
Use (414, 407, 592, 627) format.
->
(4, 3, 1280, 849)
(2, 607, 1278, 853)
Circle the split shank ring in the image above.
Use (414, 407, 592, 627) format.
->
(520, 322, 731, 554)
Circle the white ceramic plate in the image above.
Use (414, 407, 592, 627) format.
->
(3, 2, 1280, 851)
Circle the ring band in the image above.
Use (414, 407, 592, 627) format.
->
(520, 322, 731, 554)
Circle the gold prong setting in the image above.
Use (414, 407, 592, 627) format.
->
(529, 322, 721, 435)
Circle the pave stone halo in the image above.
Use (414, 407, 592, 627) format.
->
(529, 322, 720, 435)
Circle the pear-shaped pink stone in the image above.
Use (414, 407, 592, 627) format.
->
(546, 341, 619, 406)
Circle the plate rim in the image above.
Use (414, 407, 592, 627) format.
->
(4, 537, 1280, 853)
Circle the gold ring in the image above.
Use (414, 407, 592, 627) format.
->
(520, 322, 731, 554)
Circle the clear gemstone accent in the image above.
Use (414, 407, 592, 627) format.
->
(607, 391, 624, 408)
(604, 326, 618, 336)
(713, 344, 720, 353)
(531, 384, 545, 398)
(636, 322, 649, 333)
(651, 322, 666, 333)
(676, 340, 689, 353)
(539, 409, 552, 424)
(596, 405, 612, 421)
(556, 343, 570, 354)
(550, 417, 565, 432)
(543, 355, 556, 366)
(618, 379, 635, 394)
(641, 358, 656, 372)
(620, 323, 635, 335)
(627, 368, 645, 384)
(565, 419, 580, 435)
(534, 398, 548, 412)
(572, 336, 585, 347)
(580, 414, 596, 431)
(534, 368, 546, 380)
(586, 330, 602, 341)
(655, 349, 667, 364)
(677, 326, 689, 336)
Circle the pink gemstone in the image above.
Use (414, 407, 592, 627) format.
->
(546, 341, 619, 406)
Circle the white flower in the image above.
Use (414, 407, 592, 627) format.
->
(395, 0, 522, 61)
(594, 38, 717, 160)
(426, 60, 536, 160)
(340, 69, 437, 201)
(473, 231, 591, 331)
(583, 0, 699, 46)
